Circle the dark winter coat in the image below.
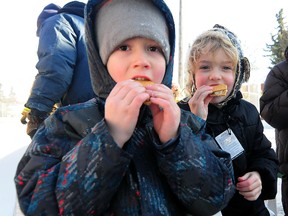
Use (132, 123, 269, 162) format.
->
(15, 0, 235, 215)
(179, 91, 278, 216)
(25, 2, 95, 113)
(260, 60, 288, 177)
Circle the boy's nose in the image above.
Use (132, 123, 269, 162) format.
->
(132, 50, 150, 69)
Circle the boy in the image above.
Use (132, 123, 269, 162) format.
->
(15, 2, 235, 215)
(179, 24, 278, 216)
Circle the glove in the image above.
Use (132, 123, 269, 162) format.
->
(21, 107, 49, 138)
(20, 107, 31, 124)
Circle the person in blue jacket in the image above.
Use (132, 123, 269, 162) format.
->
(15, 1, 235, 215)
(20, 1, 95, 138)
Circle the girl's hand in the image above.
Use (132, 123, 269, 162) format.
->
(105, 80, 149, 147)
(237, 171, 262, 201)
(188, 85, 213, 120)
(146, 84, 180, 143)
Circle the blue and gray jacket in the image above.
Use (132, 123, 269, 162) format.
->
(15, 0, 235, 215)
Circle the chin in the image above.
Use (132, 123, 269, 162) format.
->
(210, 96, 226, 104)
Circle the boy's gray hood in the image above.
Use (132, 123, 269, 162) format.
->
(85, 0, 175, 99)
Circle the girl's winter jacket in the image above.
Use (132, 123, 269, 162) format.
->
(15, 0, 235, 215)
(179, 91, 278, 216)
(260, 60, 288, 177)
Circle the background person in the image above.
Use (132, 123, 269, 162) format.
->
(260, 45, 288, 216)
(20, 1, 95, 138)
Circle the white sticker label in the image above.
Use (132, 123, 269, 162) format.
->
(215, 129, 244, 160)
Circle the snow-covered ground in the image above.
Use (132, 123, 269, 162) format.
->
(0, 117, 29, 216)
(0, 117, 284, 216)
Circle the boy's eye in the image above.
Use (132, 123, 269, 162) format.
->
(118, 45, 129, 51)
(148, 46, 160, 52)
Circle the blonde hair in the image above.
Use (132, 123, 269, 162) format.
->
(185, 30, 239, 97)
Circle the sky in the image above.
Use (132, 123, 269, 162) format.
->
(0, 0, 287, 102)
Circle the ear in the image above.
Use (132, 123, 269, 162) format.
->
(241, 57, 250, 82)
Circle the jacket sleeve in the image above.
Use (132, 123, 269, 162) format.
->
(247, 112, 279, 200)
(25, 16, 77, 113)
(260, 62, 288, 130)
(151, 110, 235, 216)
(15, 112, 132, 215)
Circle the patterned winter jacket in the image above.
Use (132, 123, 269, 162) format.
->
(15, 0, 235, 215)
(16, 98, 235, 215)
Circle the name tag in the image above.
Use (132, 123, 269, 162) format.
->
(215, 129, 244, 160)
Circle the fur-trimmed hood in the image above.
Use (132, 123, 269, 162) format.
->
(209, 24, 250, 107)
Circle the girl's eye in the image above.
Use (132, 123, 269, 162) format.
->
(118, 45, 129, 51)
(199, 65, 209, 70)
(223, 66, 233, 71)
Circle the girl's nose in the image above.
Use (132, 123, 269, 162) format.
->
(209, 69, 221, 80)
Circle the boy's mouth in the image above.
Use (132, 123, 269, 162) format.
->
(133, 77, 150, 81)
(133, 78, 154, 87)
(133, 78, 154, 105)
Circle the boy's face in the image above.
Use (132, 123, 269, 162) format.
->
(107, 37, 166, 83)
(194, 48, 235, 104)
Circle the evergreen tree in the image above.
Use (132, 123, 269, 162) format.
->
(265, 9, 288, 68)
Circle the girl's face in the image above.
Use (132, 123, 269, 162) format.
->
(107, 37, 166, 83)
(194, 48, 235, 104)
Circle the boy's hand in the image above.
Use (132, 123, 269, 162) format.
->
(188, 85, 213, 120)
(237, 171, 262, 201)
(146, 84, 180, 143)
(105, 80, 150, 148)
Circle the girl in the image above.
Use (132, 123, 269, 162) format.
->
(179, 24, 278, 216)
